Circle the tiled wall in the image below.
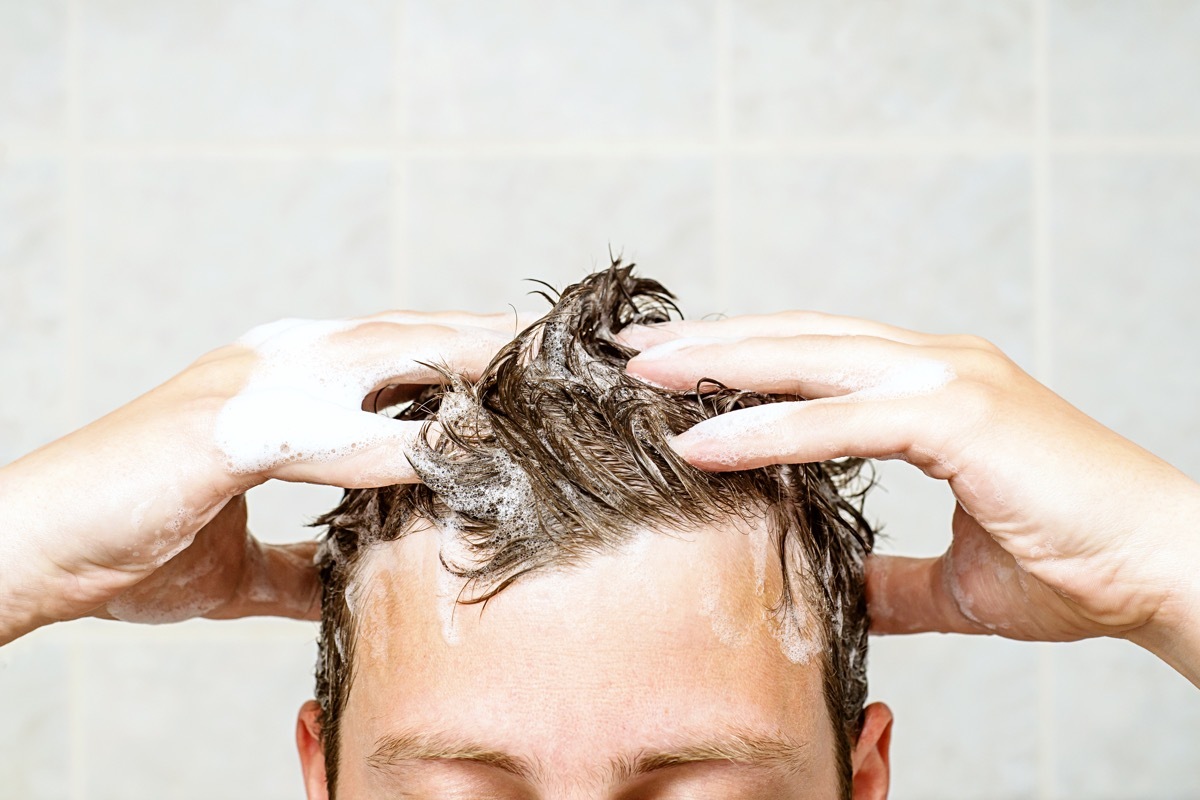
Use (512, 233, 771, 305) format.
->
(2, 1, 1198, 798)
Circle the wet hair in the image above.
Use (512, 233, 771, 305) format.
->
(313, 262, 876, 797)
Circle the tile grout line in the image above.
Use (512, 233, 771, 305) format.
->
(67, 635, 86, 800)
(392, 0, 409, 308)
(712, 0, 732, 312)
(6, 136, 1200, 160)
(61, 6, 83, 439)
(64, 0, 87, 795)
(1032, 1, 1056, 798)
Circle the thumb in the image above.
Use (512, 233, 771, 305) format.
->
(866, 554, 980, 635)
(269, 414, 432, 489)
(207, 539, 322, 622)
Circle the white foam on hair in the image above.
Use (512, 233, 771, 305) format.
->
(534, 319, 621, 393)
(407, 392, 544, 570)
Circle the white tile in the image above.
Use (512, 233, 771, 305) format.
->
(1047, 638, 1200, 797)
(78, 0, 396, 140)
(862, 459, 959, 561)
(1049, 0, 1200, 136)
(1051, 156, 1200, 479)
(404, 156, 716, 317)
(76, 157, 393, 418)
(0, 1, 66, 139)
(246, 480, 345, 546)
(730, 1, 1033, 138)
(79, 633, 317, 800)
(868, 635, 1039, 799)
(0, 633, 71, 800)
(405, 0, 715, 140)
(725, 155, 1035, 367)
(0, 158, 69, 464)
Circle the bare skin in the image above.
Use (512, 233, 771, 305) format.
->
(0, 311, 529, 643)
(295, 521, 893, 799)
(622, 311, 1200, 687)
(2, 306, 1198, 694)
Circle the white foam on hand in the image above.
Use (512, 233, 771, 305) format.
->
(214, 317, 469, 484)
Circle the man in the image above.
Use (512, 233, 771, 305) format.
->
(295, 268, 892, 798)
(2, 261, 1198, 795)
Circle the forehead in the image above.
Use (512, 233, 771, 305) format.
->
(339, 517, 835, 788)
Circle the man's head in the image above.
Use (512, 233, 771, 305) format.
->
(297, 265, 892, 799)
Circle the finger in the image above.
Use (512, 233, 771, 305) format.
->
(364, 309, 544, 334)
(268, 414, 434, 488)
(618, 310, 938, 352)
(330, 321, 514, 392)
(865, 554, 982, 635)
(668, 397, 965, 472)
(668, 400, 886, 469)
(627, 334, 954, 398)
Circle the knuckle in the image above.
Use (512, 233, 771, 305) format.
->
(943, 374, 1001, 424)
(944, 339, 1017, 382)
(781, 309, 822, 324)
(356, 321, 455, 340)
(958, 334, 1004, 355)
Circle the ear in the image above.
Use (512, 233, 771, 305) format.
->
(851, 702, 893, 799)
(296, 700, 332, 800)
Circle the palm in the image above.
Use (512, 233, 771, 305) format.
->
(101, 496, 253, 623)
(936, 504, 1111, 642)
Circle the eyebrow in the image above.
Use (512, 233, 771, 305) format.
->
(366, 728, 810, 785)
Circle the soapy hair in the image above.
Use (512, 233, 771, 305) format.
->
(313, 262, 876, 797)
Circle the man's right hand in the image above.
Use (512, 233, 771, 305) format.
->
(0, 311, 526, 644)
(623, 312, 1200, 687)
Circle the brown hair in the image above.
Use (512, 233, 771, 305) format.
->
(314, 263, 876, 796)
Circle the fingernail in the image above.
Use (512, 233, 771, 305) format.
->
(616, 323, 679, 351)
(633, 368, 689, 392)
(667, 430, 741, 471)
(629, 336, 730, 362)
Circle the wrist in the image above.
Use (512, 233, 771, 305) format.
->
(1123, 601, 1200, 688)
(1121, 479, 1200, 687)
(0, 598, 52, 647)
(0, 390, 243, 638)
(0, 467, 61, 645)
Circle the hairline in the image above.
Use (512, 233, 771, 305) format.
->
(332, 507, 849, 785)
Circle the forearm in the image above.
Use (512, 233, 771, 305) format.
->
(0, 463, 70, 644)
(0, 391, 237, 644)
(0, 543, 53, 646)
